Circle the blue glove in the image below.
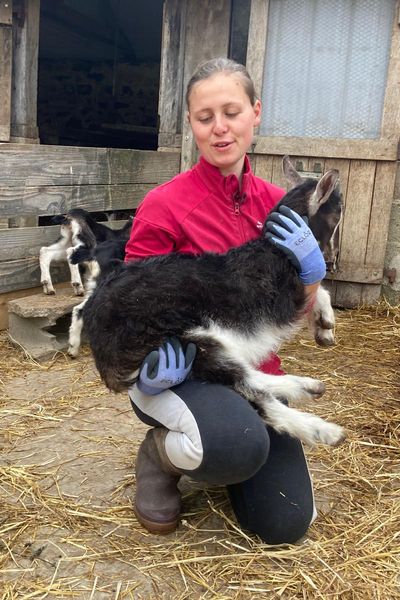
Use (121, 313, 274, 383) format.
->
(265, 206, 326, 285)
(137, 337, 196, 395)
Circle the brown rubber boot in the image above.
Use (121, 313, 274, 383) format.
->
(134, 427, 182, 534)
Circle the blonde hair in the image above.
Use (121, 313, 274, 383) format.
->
(185, 57, 257, 108)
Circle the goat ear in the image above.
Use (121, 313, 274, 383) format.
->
(282, 155, 304, 189)
(311, 170, 339, 208)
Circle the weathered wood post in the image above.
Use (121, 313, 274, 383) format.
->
(11, 0, 40, 143)
(0, 0, 12, 142)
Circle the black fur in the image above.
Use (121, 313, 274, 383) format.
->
(69, 238, 128, 271)
(83, 175, 342, 393)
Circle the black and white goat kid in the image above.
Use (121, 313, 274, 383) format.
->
(83, 157, 345, 447)
(67, 238, 128, 357)
(39, 208, 132, 296)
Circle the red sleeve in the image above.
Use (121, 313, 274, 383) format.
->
(125, 218, 177, 261)
(125, 189, 180, 261)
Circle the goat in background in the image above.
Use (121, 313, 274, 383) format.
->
(67, 238, 128, 358)
(39, 208, 132, 296)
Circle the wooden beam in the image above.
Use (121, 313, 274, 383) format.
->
(158, 0, 186, 147)
(0, 220, 129, 261)
(0, 0, 12, 25)
(254, 136, 398, 161)
(11, 0, 40, 142)
(0, 255, 69, 294)
(381, 2, 400, 142)
(0, 183, 154, 217)
(0, 10, 12, 141)
(0, 145, 180, 186)
(180, 0, 231, 171)
(327, 265, 383, 285)
(246, 0, 269, 96)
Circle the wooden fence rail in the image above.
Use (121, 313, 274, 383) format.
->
(0, 145, 180, 294)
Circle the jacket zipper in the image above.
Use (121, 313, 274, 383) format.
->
(233, 191, 247, 215)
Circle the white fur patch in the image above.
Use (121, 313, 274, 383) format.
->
(188, 319, 302, 368)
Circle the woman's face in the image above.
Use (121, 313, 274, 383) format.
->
(187, 73, 261, 178)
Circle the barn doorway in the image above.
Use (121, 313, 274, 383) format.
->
(37, 0, 163, 150)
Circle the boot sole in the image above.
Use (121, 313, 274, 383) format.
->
(134, 503, 179, 534)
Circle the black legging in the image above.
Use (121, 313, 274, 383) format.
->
(130, 380, 316, 545)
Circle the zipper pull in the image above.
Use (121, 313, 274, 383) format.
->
(233, 191, 241, 215)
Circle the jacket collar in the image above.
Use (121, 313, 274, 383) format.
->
(195, 155, 252, 201)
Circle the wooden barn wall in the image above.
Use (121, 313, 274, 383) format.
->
(0, 145, 180, 299)
(251, 154, 398, 307)
(245, 0, 400, 308)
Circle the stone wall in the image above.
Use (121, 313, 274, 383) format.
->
(382, 162, 400, 304)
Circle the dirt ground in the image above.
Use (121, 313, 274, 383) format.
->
(0, 304, 399, 599)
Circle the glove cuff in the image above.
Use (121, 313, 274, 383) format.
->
(136, 380, 164, 396)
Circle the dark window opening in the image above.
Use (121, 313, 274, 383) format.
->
(38, 209, 135, 227)
(38, 0, 163, 150)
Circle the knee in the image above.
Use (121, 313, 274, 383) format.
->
(232, 493, 314, 545)
(251, 510, 312, 545)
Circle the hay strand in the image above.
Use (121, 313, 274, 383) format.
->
(0, 303, 399, 598)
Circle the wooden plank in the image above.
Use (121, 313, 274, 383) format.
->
(0, 24, 12, 141)
(270, 155, 286, 189)
(365, 161, 397, 269)
(328, 264, 383, 284)
(334, 281, 381, 308)
(108, 149, 180, 184)
(246, 0, 269, 95)
(0, 183, 152, 217)
(334, 281, 363, 308)
(381, 3, 400, 141)
(338, 160, 376, 267)
(252, 154, 273, 182)
(0, 256, 69, 294)
(254, 136, 398, 161)
(0, 220, 130, 261)
(0, 145, 110, 185)
(0, 146, 180, 186)
(361, 284, 382, 305)
(158, 0, 186, 145)
(0, 0, 12, 25)
(180, 0, 231, 171)
(11, 0, 40, 141)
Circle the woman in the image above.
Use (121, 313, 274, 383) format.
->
(125, 58, 326, 543)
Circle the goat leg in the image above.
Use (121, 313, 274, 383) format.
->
(309, 286, 335, 347)
(257, 395, 345, 447)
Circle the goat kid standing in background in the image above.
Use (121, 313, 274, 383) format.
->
(94, 58, 342, 544)
(39, 209, 132, 296)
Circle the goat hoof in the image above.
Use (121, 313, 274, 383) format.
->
(42, 284, 56, 295)
(71, 284, 85, 296)
(315, 329, 335, 347)
(304, 378, 325, 398)
(313, 423, 346, 447)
